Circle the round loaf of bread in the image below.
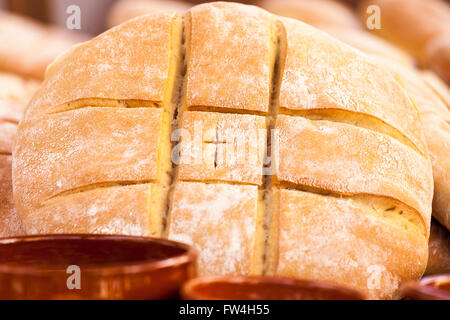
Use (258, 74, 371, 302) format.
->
(13, 2, 434, 299)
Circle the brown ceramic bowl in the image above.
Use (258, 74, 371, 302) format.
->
(402, 274, 450, 300)
(0, 234, 197, 300)
(182, 276, 366, 300)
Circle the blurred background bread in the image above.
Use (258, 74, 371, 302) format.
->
(107, 0, 191, 28)
(0, 10, 89, 80)
(260, 0, 413, 66)
(0, 0, 448, 298)
(0, 72, 39, 238)
(358, 0, 450, 84)
(260, 0, 361, 30)
(426, 219, 450, 276)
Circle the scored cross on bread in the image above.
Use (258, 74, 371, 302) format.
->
(13, 2, 433, 299)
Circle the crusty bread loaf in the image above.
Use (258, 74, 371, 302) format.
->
(260, 0, 361, 29)
(107, 0, 191, 28)
(425, 219, 450, 276)
(0, 72, 39, 238)
(13, 2, 433, 299)
(358, 0, 450, 84)
(0, 11, 89, 80)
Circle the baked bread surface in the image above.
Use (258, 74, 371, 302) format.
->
(107, 0, 191, 28)
(13, 2, 434, 299)
(260, 0, 361, 30)
(425, 219, 450, 276)
(375, 60, 450, 232)
(0, 11, 89, 80)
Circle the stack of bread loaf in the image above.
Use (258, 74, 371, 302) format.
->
(12, 2, 440, 299)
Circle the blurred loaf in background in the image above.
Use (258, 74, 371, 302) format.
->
(0, 10, 89, 80)
(260, 0, 414, 66)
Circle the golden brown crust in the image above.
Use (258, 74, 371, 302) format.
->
(275, 115, 433, 233)
(320, 26, 414, 66)
(261, 0, 361, 30)
(13, 3, 434, 300)
(279, 18, 428, 155)
(177, 111, 267, 186)
(186, 2, 274, 113)
(274, 189, 428, 300)
(425, 219, 450, 276)
(0, 11, 88, 80)
(0, 155, 25, 238)
(107, 0, 190, 28)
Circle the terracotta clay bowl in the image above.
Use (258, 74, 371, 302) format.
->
(402, 274, 450, 300)
(0, 234, 197, 300)
(182, 276, 366, 300)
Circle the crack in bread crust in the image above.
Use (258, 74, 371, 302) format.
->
(186, 105, 268, 116)
(279, 107, 424, 156)
(47, 98, 161, 115)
